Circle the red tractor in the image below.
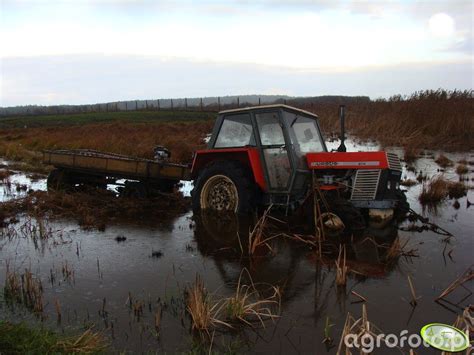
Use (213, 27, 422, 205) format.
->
(191, 104, 407, 226)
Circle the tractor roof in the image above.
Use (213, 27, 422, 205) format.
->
(219, 104, 319, 119)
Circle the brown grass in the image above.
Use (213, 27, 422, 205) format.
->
(0, 120, 214, 167)
(185, 272, 281, 334)
(0, 170, 14, 180)
(400, 179, 417, 187)
(419, 176, 467, 205)
(455, 164, 469, 175)
(221, 269, 280, 327)
(435, 154, 454, 168)
(54, 329, 107, 353)
(4, 264, 44, 314)
(185, 275, 229, 334)
(0, 90, 472, 173)
(297, 89, 473, 151)
(403, 147, 419, 164)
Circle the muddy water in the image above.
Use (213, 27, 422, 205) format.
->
(0, 145, 473, 354)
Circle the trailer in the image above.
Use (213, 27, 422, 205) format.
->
(43, 149, 190, 197)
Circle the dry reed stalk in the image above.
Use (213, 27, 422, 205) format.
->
(441, 306, 473, 355)
(55, 298, 62, 323)
(350, 290, 367, 303)
(436, 266, 474, 301)
(283, 233, 318, 247)
(4, 265, 44, 314)
(185, 275, 230, 334)
(54, 329, 107, 353)
(247, 205, 280, 256)
(336, 304, 397, 355)
(407, 275, 420, 306)
(335, 245, 348, 287)
(154, 305, 162, 336)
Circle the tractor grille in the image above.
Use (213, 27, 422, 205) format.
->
(386, 152, 402, 172)
(351, 170, 381, 201)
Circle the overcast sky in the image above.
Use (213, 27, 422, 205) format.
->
(1, 0, 472, 106)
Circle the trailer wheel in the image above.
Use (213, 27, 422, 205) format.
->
(122, 182, 147, 198)
(192, 161, 256, 213)
(47, 169, 74, 191)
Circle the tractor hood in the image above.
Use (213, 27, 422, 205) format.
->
(306, 151, 402, 171)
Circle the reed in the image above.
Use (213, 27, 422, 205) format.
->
(247, 205, 280, 256)
(419, 176, 467, 205)
(335, 245, 348, 287)
(435, 154, 453, 168)
(455, 164, 469, 175)
(299, 89, 473, 151)
(185, 275, 228, 334)
(4, 265, 44, 314)
(221, 269, 280, 327)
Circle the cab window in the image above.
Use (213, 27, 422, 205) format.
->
(214, 114, 255, 148)
(256, 112, 285, 146)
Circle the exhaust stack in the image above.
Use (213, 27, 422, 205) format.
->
(337, 105, 347, 152)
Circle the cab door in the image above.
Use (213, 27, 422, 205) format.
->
(254, 111, 293, 192)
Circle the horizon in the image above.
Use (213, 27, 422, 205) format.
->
(1, 0, 472, 107)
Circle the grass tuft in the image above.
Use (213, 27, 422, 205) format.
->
(455, 164, 469, 175)
(185, 275, 228, 333)
(221, 269, 280, 327)
(0, 321, 107, 354)
(435, 154, 453, 168)
(419, 176, 467, 206)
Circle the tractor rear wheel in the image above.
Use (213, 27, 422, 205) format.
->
(192, 161, 256, 214)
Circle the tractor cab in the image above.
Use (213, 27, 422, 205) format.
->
(191, 105, 407, 224)
(205, 105, 325, 202)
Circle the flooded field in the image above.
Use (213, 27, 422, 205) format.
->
(0, 143, 473, 354)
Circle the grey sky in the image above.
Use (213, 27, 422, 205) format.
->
(1, 0, 472, 106)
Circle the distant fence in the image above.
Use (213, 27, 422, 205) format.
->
(0, 95, 370, 117)
(0, 96, 290, 117)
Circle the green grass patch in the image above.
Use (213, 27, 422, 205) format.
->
(0, 321, 107, 354)
(0, 110, 216, 129)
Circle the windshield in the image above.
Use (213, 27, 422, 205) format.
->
(284, 111, 325, 168)
(284, 112, 325, 152)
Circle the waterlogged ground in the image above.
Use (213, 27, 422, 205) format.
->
(0, 144, 473, 354)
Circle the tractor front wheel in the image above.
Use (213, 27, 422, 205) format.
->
(192, 161, 256, 214)
(324, 198, 366, 232)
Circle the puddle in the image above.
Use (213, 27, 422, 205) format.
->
(0, 143, 473, 353)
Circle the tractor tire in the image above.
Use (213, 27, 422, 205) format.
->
(47, 169, 74, 191)
(394, 190, 410, 218)
(324, 198, 366, 232)
(191, 161, 257, 214)
(122, 181, 147, 198)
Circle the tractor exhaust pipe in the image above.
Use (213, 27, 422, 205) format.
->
(337, 105, 347, 152)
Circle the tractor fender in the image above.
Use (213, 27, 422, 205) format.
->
(191, 148, 267, 192)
